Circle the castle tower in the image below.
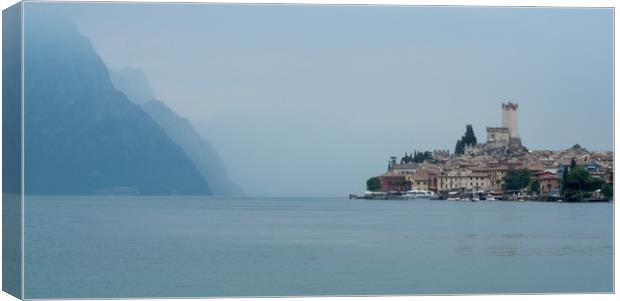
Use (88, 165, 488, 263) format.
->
(501, 102, 519, 138)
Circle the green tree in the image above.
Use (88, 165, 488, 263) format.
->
(462, 124, 478, 145)
(503, 168, 531, 191)
(562, 167, 604, 201)
(529, 179, 540, 194)
(563, 167, 589, 201)
(401, 153, 414, 164)
(570, 158, 577, 170)
(454, 140, 465, 155)
(424, 151, 432, 161)
(585, 177, 605, 191)
(366, 177, 382, 191)
(561, 167, 569, 193)
(454, 125, 477, 155)
(602, 183, 613, 198)
(413, 151, 433, 163)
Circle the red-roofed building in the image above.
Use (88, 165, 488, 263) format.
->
(536, 171, 560, 195)
(378, 173, 411, 193)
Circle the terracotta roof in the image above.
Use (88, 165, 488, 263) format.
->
(409, 174, 431, 181)
(536, 171, 558, 179)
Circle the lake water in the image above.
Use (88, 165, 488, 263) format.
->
(24, 196, 613, 298)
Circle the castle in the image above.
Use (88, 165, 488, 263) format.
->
(464, 102, 526, 155)
(370, 101, 613, 197)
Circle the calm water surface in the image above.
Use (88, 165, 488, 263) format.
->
(24, 197, 613, 298)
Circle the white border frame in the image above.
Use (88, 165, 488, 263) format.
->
(1, 1, 617, 301)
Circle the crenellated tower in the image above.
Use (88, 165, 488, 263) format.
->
(501, 102, 519, 138)
(483, 102, 525, 154)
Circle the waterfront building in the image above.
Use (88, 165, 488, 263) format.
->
(405, 172, 432, 191)
(427, 172, 439, 192)
(365, 102, 613, 197)
(535, 171, 560, 196)
(436, 170, 491, 192)
(486, 166, 510, 191)
(437, 172, 464, 192)
(464, 172, 491, 191)
(377, 173, 411, 193)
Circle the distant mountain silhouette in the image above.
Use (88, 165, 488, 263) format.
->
(110, 68, 156, 105)
(111, 69, 244, 196)
(23, 12, 211, 195)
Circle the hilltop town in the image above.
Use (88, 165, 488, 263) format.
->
(363, 102, 614, 201)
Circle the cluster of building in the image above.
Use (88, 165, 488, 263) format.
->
(372, 102, 614, 199)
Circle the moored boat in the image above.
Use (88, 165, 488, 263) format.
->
(403, 189, 436, 200)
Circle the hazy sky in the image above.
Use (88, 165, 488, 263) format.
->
(27, 3, 613, 197)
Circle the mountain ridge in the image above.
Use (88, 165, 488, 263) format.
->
(111, 68, 244, 196)
(24, 10, 211, 195)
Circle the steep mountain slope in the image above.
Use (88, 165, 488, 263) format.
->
(23, 12, 210, 195)
(141, 100, 244, 196)
(110, 68, 243, 196)
(109, 68, 156, 105)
